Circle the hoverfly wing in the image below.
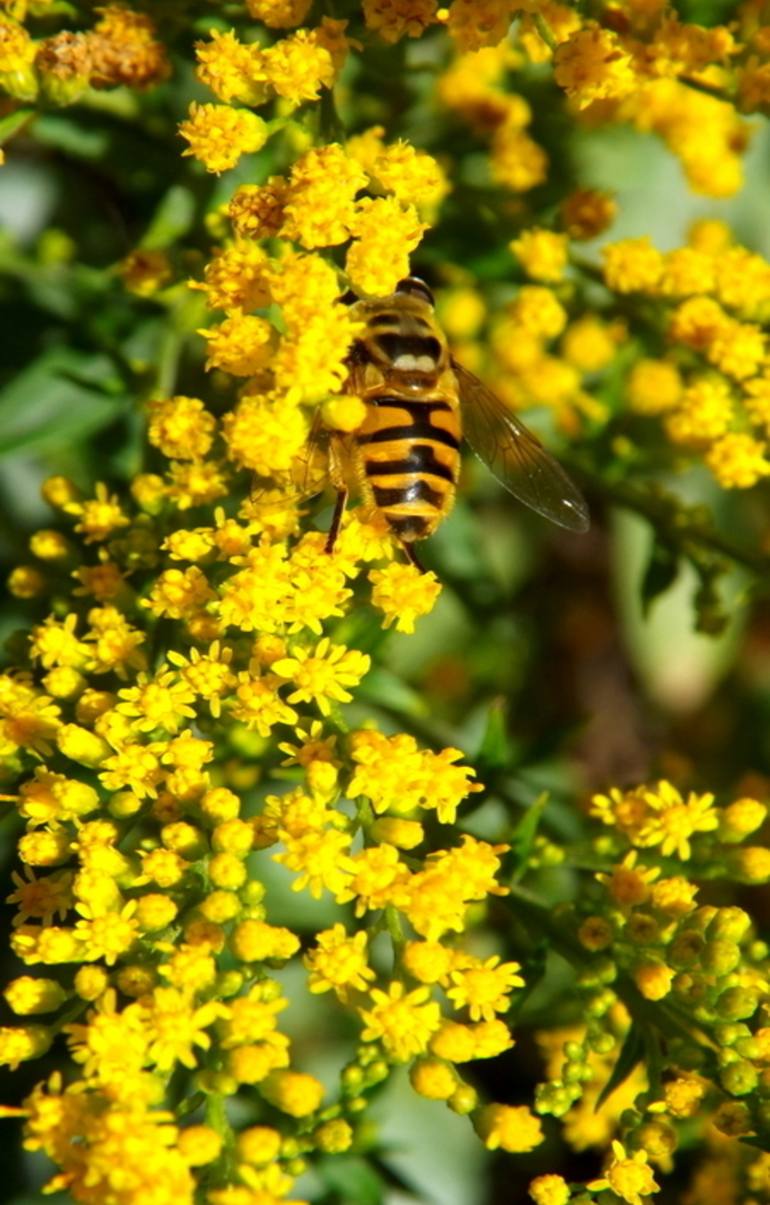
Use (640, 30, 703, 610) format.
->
(452, 358, 590, 533)
(249, 409, 332, 511)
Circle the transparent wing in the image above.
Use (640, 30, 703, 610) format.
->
(249, 409, 331, 510)
(453, 358, 590, 533)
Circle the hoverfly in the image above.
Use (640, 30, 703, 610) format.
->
(283, 277, 589, 568)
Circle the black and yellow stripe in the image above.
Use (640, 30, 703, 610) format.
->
(356, 393, 461, 542)
(349, 292, 462, 544)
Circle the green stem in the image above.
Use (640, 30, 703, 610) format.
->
(573, 465, 770, 578)
(533, 12, 557, 51)
(505, 884, 716, 1053)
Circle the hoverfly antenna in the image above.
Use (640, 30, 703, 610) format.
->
(395, 277, 435, 306)
(338, 288, 359, 305)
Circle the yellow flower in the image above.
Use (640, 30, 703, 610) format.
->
(560, 187, 617, 240)
(179, 103, 268, 174)
(117, 248, 172, 296)
(367, 138, 449, 213)
(553, 25, 636, 108)
(602, 236, 664, 293)
(510, 228, 569, 283)
(491, 125, 548, 193)
(3, 976, 67, 1016)
(706, 432, 770, 489)
(194, 29, 267, 106)
(587, 1140, 660, 1204)
(192, 240, 272, 313)
(246, 0, 312, 27)
(627, 359, 682, 415)
(141, 987, 228, 1071)
(358, 981, 441, 1061)
(409, 1057, 457, 1099)
(231, 672, 298, 737)
(0, 1026, 53, 1069)
(346, 196, 427, 296)
(260, 1069, 324, 1116)
(228, 177, 289, 239)
(272, 638, 370, 715)
(446, 0, 520, 52)
(529, 1175, 570, 1205)
(635, 781, 717, 859)
(142, 395, 212, 460)
(363, 0, 438, 43)
(67, 482, 130, 544)
(177, 1125, 223, 1166)
(474, 1103, 544, 1152)
(223, 394, 309, 477)
(304, 924, 375, 998)
(447, 955, 524, 1021)
(282, 143, 367, 248)
(665, 376, 733, 446)
(368, 562, 442, 633)
(633, 961, 675, 1001)
(231, 919, 300, 962)
(263, 29, 334, 106)
(707, 320, 766, 381)
(200, 313, 275, 377)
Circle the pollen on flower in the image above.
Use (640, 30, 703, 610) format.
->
(368, 562, 442, 633)
(474, 1103, 544, 1153)
(358, 981, 441, 1061)
(363, 0, 438, 44)
(179, 103, 268, 174)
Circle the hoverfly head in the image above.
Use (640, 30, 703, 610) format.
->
(395, 277, 435, 307)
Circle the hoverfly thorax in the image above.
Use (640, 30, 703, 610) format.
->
(280, 276, 589, 570)
(349, 280, 450, 392)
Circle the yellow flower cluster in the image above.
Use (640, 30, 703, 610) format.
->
(510, 6, 761, 198)
(0, 5, 168, 106)
(611, 223, 770, 489)
(0, 447, 521, 1200)
(525, 779, 770, 1198)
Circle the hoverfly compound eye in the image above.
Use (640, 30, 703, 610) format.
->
(395, 277, 435, 306)
(338, 288, 359, 306)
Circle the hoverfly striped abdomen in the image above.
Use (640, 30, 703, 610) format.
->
(355, 385, 462, 543)
(349, 288, 462, 543)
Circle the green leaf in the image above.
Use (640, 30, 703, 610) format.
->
(0, 108, 34, 145)
(640, 539, 679, 617)
(475, 698, 510, 772)
(0, 347, 127, 457)
(355, 667, 430, 719)
(317, 1156, 384, 1205)
(595, 1023, 645, 1112)
(143, 184, 196, 250)
(510, 791, 548, 880)
(32, 113, 110, 160)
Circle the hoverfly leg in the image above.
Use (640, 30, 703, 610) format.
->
(325, 487, 348, 554)
(401, 541, 426, 574)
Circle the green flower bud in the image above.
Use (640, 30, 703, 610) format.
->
(720, 1058, 759, 1096)
(714, 1022, 751, 1047)
(670, 930, 704, 968)
(707, 907, 751, 944)
(588, 1031, 616, 1055)
(564, 1041, 585, 1061)
(341, 1065, 364, 1092)
(673, 972, 707, 1003)
(717, 987, 759, 1021)
(448, 1085, 478, 1115)
(702, 939, 741, 977)
(712, 1100, 753, 1136)
(631, 1119, 677, 1159)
